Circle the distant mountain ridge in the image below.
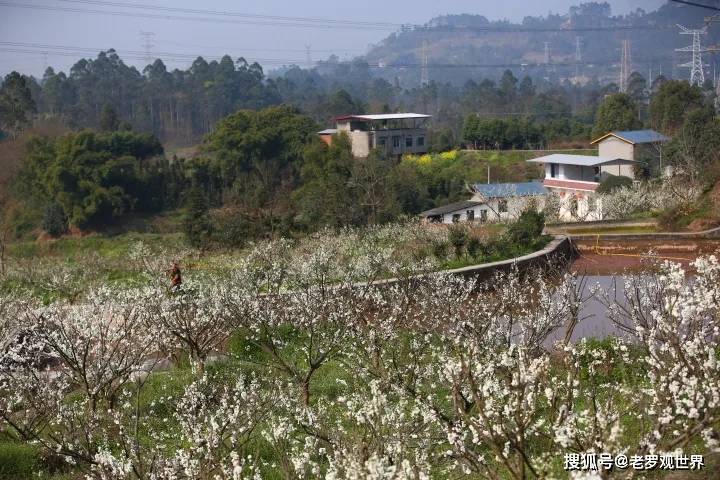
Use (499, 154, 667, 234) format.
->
(360, 1, 720, 86)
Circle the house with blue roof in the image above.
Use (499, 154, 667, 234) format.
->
(526, 129, 670, 221)
(420, 129, 671, 224)
(591, 129, 669, 177)
(420, 181, 548, 224)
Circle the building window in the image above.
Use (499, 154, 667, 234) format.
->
(480, 209, 488, 222)
(417, 136, 425, 147)
(498, 199, 508, 213)
(406, 136, 413, 148)
(392, 136, 401, 148)
(550, 163, 557, 178)
(378, 137, 387, 147)
(466, 209, 475, 221)
(452, 213, 461, 223)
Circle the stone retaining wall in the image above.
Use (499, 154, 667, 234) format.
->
(365, 236, 575, 288)
(570, 225, 720, 242)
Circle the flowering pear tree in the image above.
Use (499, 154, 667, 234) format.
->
(601, 256, 720, 455)
(90, 374, 270, 480)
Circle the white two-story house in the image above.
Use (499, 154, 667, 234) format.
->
(526, 154, 637, 220)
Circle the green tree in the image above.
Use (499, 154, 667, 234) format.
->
(0, 72, 36, 138)
(505, 207, 545, 248)
(18, 130, 166, 229)
(99, 104, 120, 131)
(348, 150, 398, 225)
(203, 105, 317, 233)
(183, 186, 213, 247)
(649, 80, 704, 134)
(592, 93, 641, 138)
(664, 107, 720, 183)
(324, 89, 364, 118)
(293, 133, 357, 228)
(42, 203, 68, 237)
(627, 72, 647, 103)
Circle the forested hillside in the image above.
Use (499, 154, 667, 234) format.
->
(4, 2, 715, 146)
(364, 1, 720, 86)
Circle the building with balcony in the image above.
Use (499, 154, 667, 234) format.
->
(526, 154, 638, 220)
(318, 113, 431, 158)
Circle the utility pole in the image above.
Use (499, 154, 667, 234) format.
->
(543, 41, 550, 65)
(140, 31, 155, 66)
(676, 24, 708, 87)
(420, 39, 429, 86)
(620, 39, 630, 93)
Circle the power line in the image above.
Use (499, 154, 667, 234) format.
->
(0, 1, 673, 33)
(0, 2, 399, 30)
(0, 41, 680, 71)
(56, 0, 401, 27)
(155, 39, 363, 54)
(669, 0, 720, 12)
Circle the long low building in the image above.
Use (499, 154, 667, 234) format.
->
(421, 182, 548, 224)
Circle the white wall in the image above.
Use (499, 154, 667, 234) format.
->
(350, 131, 371, 157)
(598, 137, 634, 160)
(436, 196, 546, 224)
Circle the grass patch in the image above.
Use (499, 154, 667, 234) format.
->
(0, 442, 39, 479)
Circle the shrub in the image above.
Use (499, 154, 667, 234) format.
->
(448, 224, 469, 258)
(432, 240, 449, 260)
(596, 175, 633, 194)
(505, 208, 545, 247)
(467, 236, 482, 259)
(41, 203, 68, 238)
(210, 208, 251, 248)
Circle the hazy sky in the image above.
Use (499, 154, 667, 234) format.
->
(0, 0, 666, 77)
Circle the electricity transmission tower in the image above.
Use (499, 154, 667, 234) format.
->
(676, 24, 708, 86)
(420, 39, 429, 86)
(139, 31, 155, 65)
(574, 36, 582, 78)
(619, 39, 631, 93)
(305, 45, 312, 69)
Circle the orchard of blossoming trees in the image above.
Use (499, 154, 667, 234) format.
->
(0, 234, 719, 479)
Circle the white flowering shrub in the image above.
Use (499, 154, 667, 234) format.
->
(1, 230, 719, 479)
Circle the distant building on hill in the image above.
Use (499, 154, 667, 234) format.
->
(318, 113, 431, 158)
(420, 181, 547, 224)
